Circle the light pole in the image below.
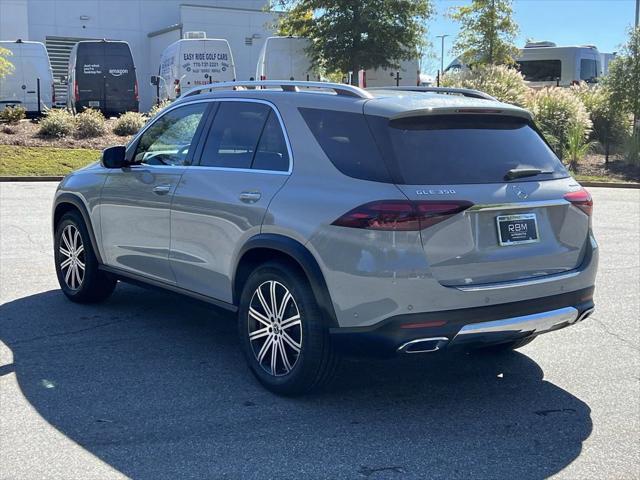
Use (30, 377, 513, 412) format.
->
(435, 34, 450, 79)
(636, 0, 639, 26)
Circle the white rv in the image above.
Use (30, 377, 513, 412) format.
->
(0, 40, 54, 114)
(256, 36, 317, 81)
(360, 59, 420, 88)
(156, 34, 236, 101)
(516, 41, 601, 87)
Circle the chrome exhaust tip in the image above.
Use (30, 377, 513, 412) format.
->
(576, 307, 595, 323)
(397, 337, 449, 354)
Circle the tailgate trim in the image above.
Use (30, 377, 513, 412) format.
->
(467, 199, 569, 212)
(452, 269, 580, 291)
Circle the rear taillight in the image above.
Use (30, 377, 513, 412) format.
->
(564, 188, 593, 216)
(174, 79, 181, 97)
(74, 81, 79, 102)
(332, 200, 473, 231)
(51, 83, 56, 104)
(134, 80, 139, 101)
(260, 75, 266, 81)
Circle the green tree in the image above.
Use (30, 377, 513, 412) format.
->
(275, 0, 433, 85)
(0, 47, 14, 78)
(603, 26, 640, 162)
(449, 0, 519, 66)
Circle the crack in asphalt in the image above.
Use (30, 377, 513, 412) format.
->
(10, 319, 130, 346)
(590, 316, 640, 352)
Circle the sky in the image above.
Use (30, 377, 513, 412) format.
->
(424, 0, 637, 75)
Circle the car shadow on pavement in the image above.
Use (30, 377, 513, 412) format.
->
(1, 284, 593, 480)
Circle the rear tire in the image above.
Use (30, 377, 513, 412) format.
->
(54, 211, 116, 303)
(238, 261, 339, 396)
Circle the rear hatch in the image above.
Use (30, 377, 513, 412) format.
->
(365, 111, 591, 287)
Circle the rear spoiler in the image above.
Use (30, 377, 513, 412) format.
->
(389, 106, 533, 122)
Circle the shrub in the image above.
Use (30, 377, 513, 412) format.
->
(0, 105, 26, 124)
(570, 82, 631, 148)
(38, 108, 75, 138)
(74, 108, 105, 138)
(147, 100, 172, 119)
(525, 87, 592, 159)
(565, 123, 594, 171)
(441, 64, 529, 106)
(113, 111, 146, 136)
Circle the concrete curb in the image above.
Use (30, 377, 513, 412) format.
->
(0, 176, 64, 182)
(0, 177, 638, 189)
(579, 181, 640, 189)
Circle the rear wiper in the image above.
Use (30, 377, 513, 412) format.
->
(505, 168, 554, 180)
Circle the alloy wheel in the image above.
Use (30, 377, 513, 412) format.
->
(248, 280, 302, 376)
(59, 224, 85, 290)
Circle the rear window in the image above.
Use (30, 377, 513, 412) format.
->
(298, 108, 392, 183)
(367, 115, 568, 185)
(517, 60, 561, 81)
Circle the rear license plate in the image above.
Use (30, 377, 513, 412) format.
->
(88, 101, 100, 107)
(496, 213, 539, 246)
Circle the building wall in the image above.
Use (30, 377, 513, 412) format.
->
(0, 0, 29, 40)
(0, 0, 274, 111)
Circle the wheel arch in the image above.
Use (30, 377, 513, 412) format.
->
(53, 193, 103, 264)
(233, 234, 338, 328)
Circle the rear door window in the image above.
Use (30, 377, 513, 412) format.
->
(252, 110, 290, 171)
(199, 101, 270, 169)
(299, 107, 391, 182)
(367, 114, 568, 185)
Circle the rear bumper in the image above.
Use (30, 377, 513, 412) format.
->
(330, 287, 594, 356)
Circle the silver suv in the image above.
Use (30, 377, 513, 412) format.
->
(52, 81, 598, 395)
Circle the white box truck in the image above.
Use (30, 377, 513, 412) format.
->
(0, 40, 55, 115)
(360, 59, 420, 88)
(256, 36, 318, 81)
(156, 35, 236, 101)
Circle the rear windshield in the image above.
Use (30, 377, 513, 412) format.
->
(367, 115, 568, 184)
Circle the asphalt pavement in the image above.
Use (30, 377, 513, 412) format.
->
(0, 182, 638, 480)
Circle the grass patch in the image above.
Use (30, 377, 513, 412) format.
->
(0, 145, 101, 176)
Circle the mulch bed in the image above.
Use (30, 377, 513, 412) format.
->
(0, 119, 134, 150)
(572, 153, 640, 183)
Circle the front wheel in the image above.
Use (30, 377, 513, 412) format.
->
(238, 262, 338, 396)
(54, 211, 117, 303)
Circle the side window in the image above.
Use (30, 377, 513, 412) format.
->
(133, 103, 207, 166)
(199, 102, 270, 169)
(299, 107, 391, 183)
(252, 111, 290, 171)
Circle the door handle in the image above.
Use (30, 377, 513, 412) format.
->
(153, 184, 172, 195)
(239, 191, 261, 203)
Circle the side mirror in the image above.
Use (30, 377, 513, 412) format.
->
(150, 75, 160, 86)
(101, 146, 127, 168)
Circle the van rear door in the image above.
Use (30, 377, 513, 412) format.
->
(75, 42, 105, 111)
(103, 44, 137, 113)
(0, 42, 25, 111)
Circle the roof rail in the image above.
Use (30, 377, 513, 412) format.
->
(181, 80, 374, 99)
(367, 86, 497, 101)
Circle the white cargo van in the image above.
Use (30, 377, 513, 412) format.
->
(516, 41, 601, 87)
(256, 36, 317, 81)
(360, 59, 420, 88)
(156, 35, 235, 101)
(0, 40, 54, 114)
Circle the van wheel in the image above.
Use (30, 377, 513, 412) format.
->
(238, 261, 339, 396)
(54, 211, 117, 303)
